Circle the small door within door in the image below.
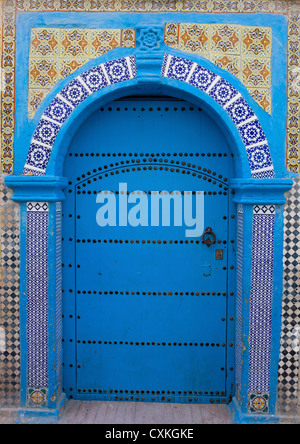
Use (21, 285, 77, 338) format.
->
(62, 97, 236, 404)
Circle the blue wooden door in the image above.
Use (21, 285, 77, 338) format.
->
(62, 97, 236, 404)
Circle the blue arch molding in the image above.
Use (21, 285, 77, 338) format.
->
(23, 53, 275, 179)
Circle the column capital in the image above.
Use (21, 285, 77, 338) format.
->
(230, 178, 293, 205)
(5, 175, 68, 202)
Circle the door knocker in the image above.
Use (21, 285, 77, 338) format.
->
(202, 227, 216, 247)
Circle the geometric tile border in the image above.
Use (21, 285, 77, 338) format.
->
(23, 56, 137, 175)
(1, 0, 299, 173)
(248, 204, 276, 413)
(162, 54, 275, 179)
(56, 202, 63, 399)
(1, 0, 17, 174)
(26, 202, 49, 407)
(235, 204, 244, 401)
(23, 53, 275, 178)
(287, 2, 300, 173)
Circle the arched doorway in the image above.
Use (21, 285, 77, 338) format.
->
(62, 95, 236, 404)
(5, 48, 293, 422)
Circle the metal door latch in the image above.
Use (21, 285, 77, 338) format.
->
(216, 249, 223, 260)
(202, 227, 216, 247)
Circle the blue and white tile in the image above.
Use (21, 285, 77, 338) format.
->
(188, 65, 218, 91)
(246, 143, 273, 171)
(161, 54, 170, 77)
(23, 167, 45, 176)
(104, 57, 131, 84)
(165, 56, 194, 82)
(27, 202, 49, 212)
(248, 206, 275, 396)
(252, 169, 275, 179)
(60, 78, 90, 108)
(226, 96, 255, 126)
(253, 205, 275, 215)
(238, 119, 266, 147)
(208, 78, 239, 107)
(128, 56, 137, 78)
(43, 96, 73, 125)
(26, 206, 49, 390)
(25, 142, 52, 170)
(80, 65, 109, 92)
(32, 118, 60, 147)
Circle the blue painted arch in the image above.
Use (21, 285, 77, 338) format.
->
(22, 48, 275, 180)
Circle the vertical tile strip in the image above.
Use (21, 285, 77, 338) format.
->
(56, 202, 62, 396)
(1, 0, 16, 174)
(286, 0, 300, 174)
(248, 204, 275, 414)
(235, 204, 243, 399)
(26, 202, 49, 407)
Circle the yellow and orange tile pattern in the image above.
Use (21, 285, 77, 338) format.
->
(164, 23, 272, 114)
(287, 1, 300, 173)
(15, 0, 289, 14)
(28, 27, 136, 119)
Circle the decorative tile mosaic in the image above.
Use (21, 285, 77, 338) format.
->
(56, 202, 62, 397)
(24, 56, 137, 175)
(0, 0, 298, 173)
(210, 54, 241, 80)
(1, 0, 16, 175)
(80, 65, 109, 92)
(26, 201, 49, 406)
(235, 205, 243, 400)
(226, 96, 255, 126)
(248, 392, 270, 414)
(287, 1, 300, 173)
(24, 53, 273, 177)
(28, 27, 136, 118)
(162, 54, 275, 179)
(241, 26, 272, 57)
(278, 177, 300, 416)
(14, 0, 290, 13)
(211, 24, 242, 55)
(248, 204, 276, 414)
(59, 78, 90, 107)
(27, 387, 48, 408)
(164, 23, 272, 114)
(0, 176, 20, 408)
(43, 96, 73, 124)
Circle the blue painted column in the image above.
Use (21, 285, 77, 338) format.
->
(5, 176, 67, 422)
(231, 178, 292, 423)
